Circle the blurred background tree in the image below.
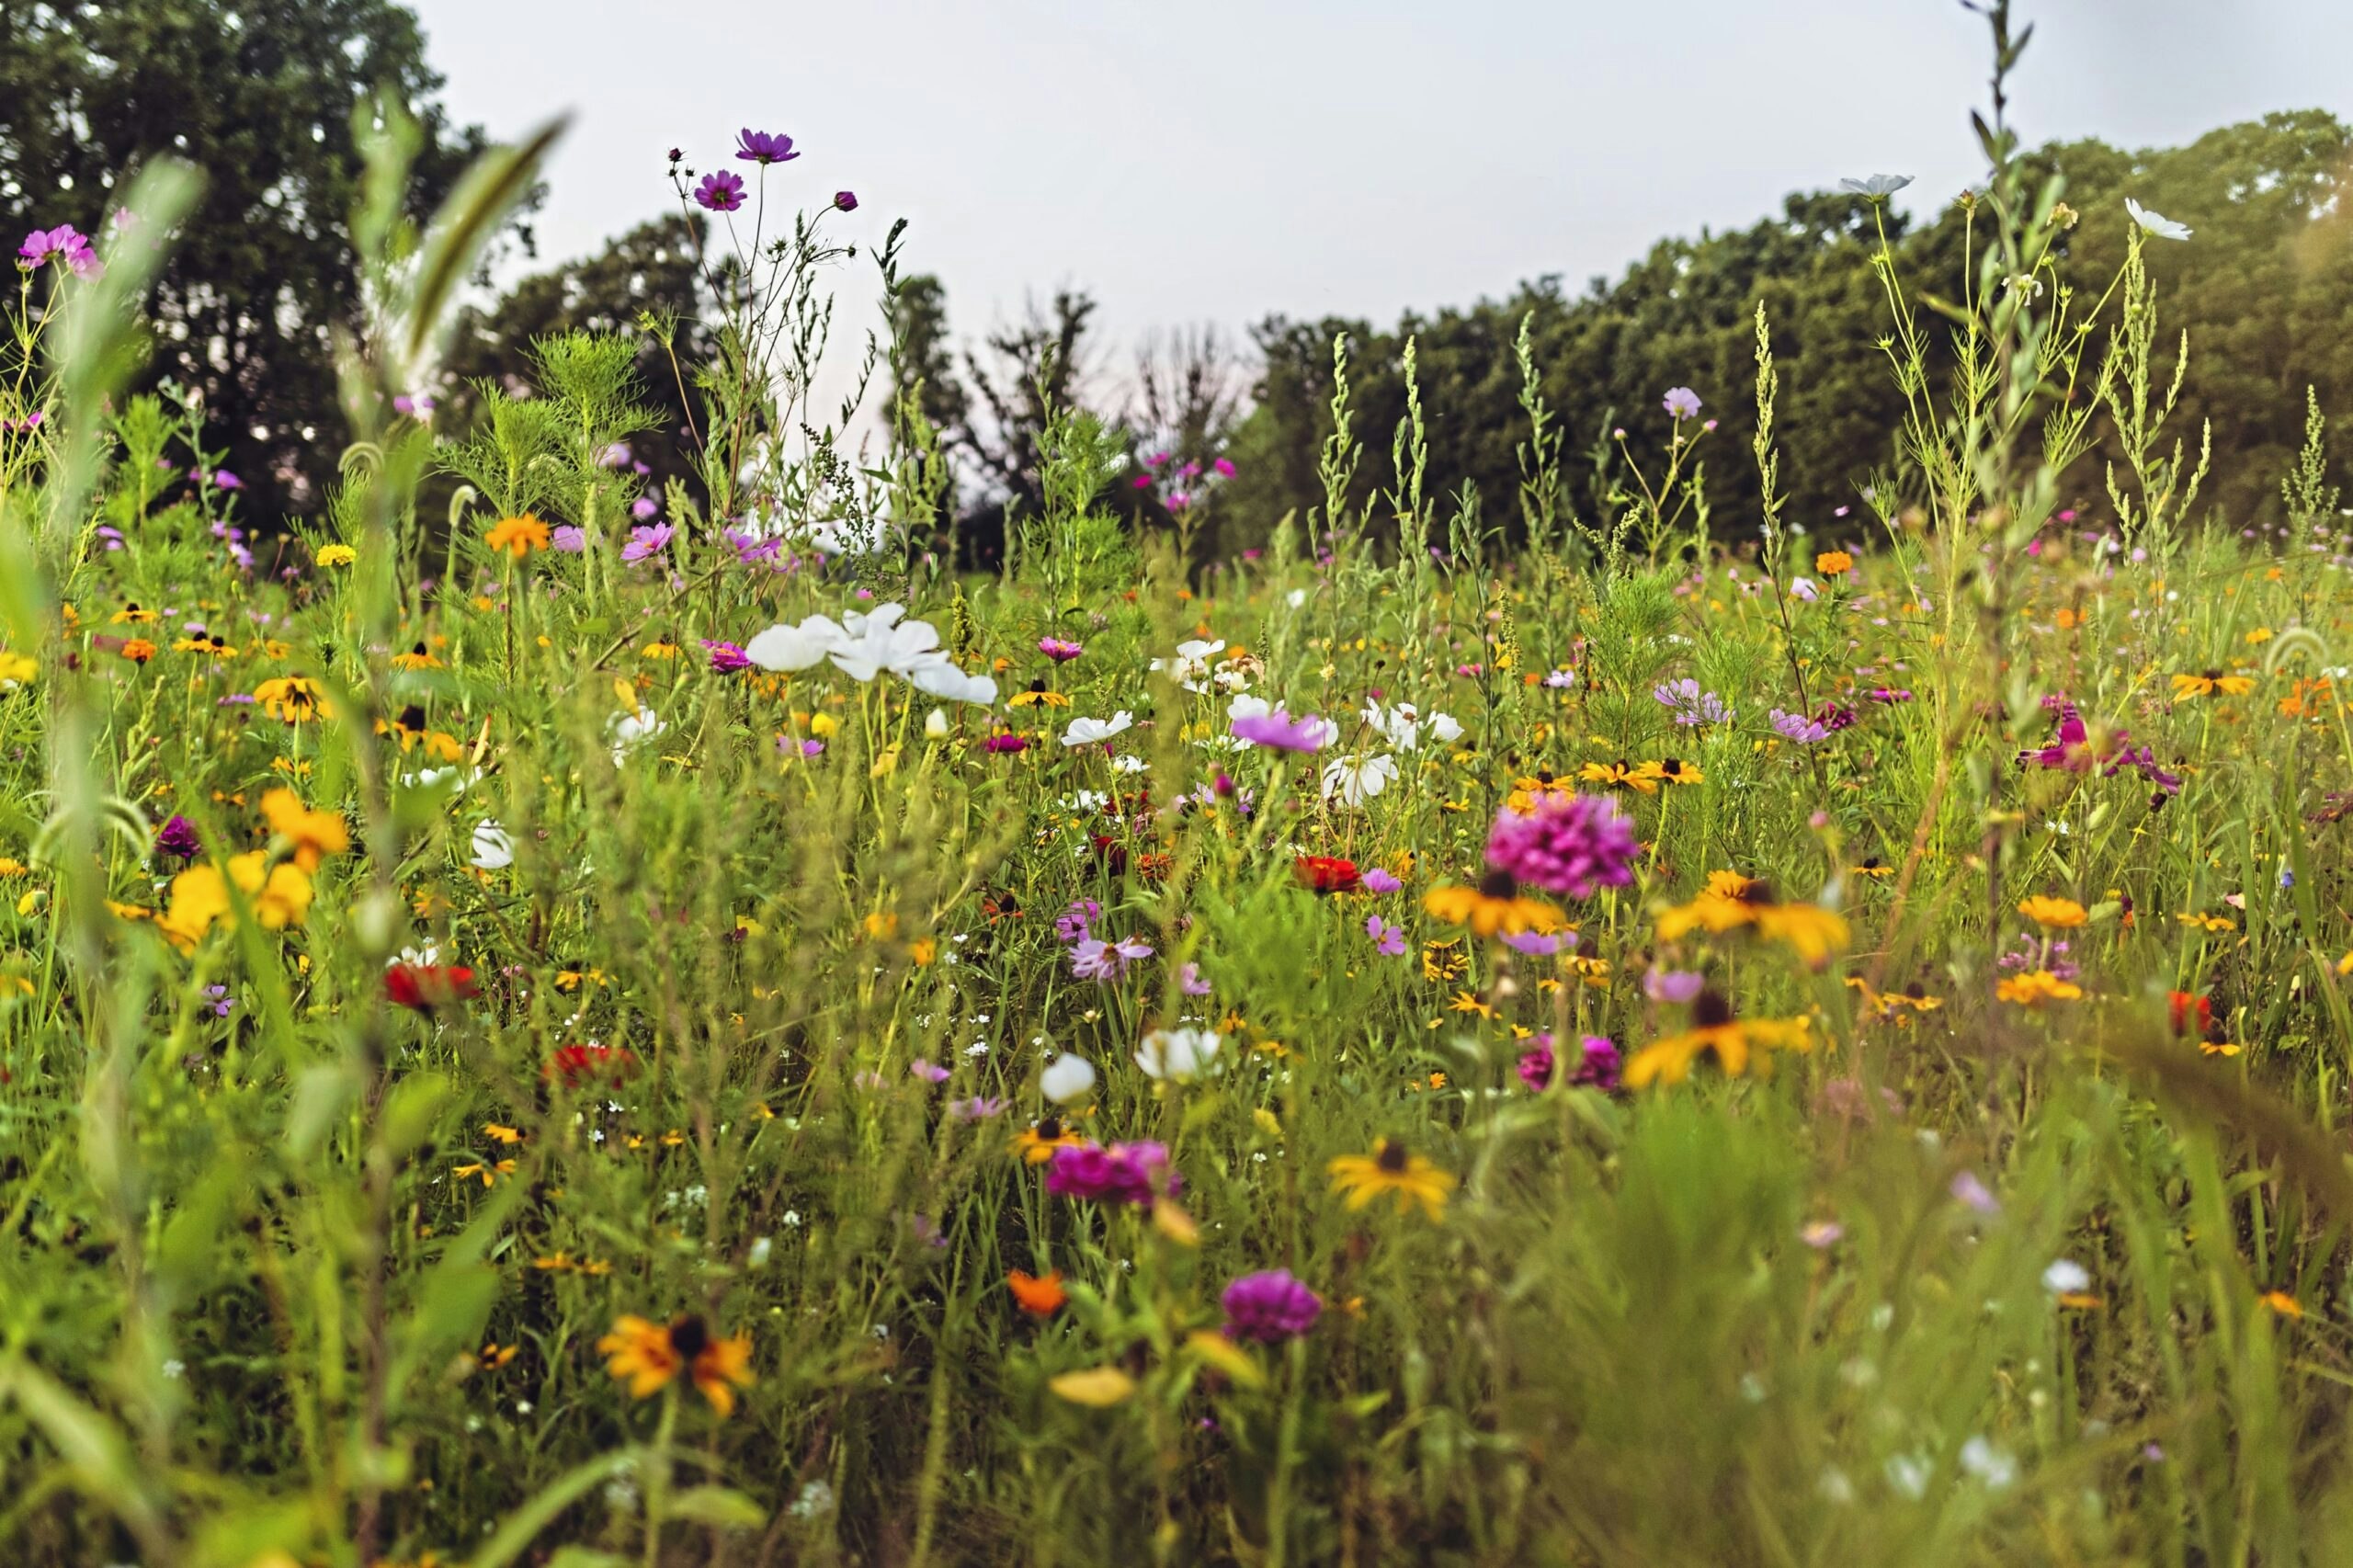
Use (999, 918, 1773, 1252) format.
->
(0, 0, 534, 524)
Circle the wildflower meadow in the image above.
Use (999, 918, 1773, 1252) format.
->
(7, 6, 2353, 1564)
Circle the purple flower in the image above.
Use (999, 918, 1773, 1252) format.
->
(1053, 899, 1100, 945)
(1662, 387, 1703, 421)
(1543, 667, 1577, 688)
(1653, 676, 1731, 727)
(1212, 457, 1236, 478)
(1361, 867, 1403, 894)
(910, 1058, 950, 1085)
(1517, 1040, 1556, 1091)
(550, 525, 586, 553)
(948, 1096, 1007, 1120)
(620, 523, 674, 563)
(1867, 687, 1914, 705)
(1789, 576, 1819, 602)
(1771, 708, 1831, 744)
(833, 190, 858, 212)
(211, 471, 243, 491)
(1221, 1269, 1322, 1343)
(1644, 968, 1705, 1004)
(703, 639, 751, 674)
(156, 814, 202, 862)
(1949, 1171, 2001, 1215)
(1483, 792, 1638, 898)
(1046, 1141, 1177, 1206)
(983, 733, 1029, 754)
(17, 224, 99, 277)
(631, 494, 660, 522)
(1366, 915, 1407, 957)
(724, 528, 783, 565)
(1069, 938, 1120, 982)
(1569, 1035, 1622, 1091)
(1231, 711, 1332, 752)
(734, 129, 801, 165)
(204, 984, 233, 1018)
(695, 170, 747, 211)
(1178, 961, 1213, 995)
(1039, 637, 1084, 662)
(1499, 928, 1574, 957)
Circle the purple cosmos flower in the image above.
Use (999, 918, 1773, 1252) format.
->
(1662, 387, 1703, 421)
(1644, 967, 1705, 1005)
(1212, 457, 1236, 478)
(204, 984, 234, 1018)
(703, 639, 751, 674)
(597, 441, 632, 469)
(1789, 576, 1819, 603)
(694, 170, 747, 211)
(1178, 961, 1213, 995)
(156, 815, 202, 861)
(833, 190, 858, 211)
(1046, 1140, 1177, 1206)
(95, 524, 124, 552)
(1653, 676, 1732, 727)
(1039, 637, 1084, 662)
(1366, 915, 1406, 957)
(1771, 708, 1831, 744)
(631, 494, 660, 521)
(1231, 711, 1331, 752)
(1361, 866, 1403, 894)
(723, 528, 783, 565)
(211, 471, 244, 492)
(1222, 1269, 1322, 1343)
(1949, 1171, 2001, 1215)
(619, 523, 674, 563)
(910, 1059, 950, 1085)
(1867, 687, 1914, 704)
(549, 525, 586, 553)
(1483, 792, 1638, 898)
(948, 1096, 1007, 1120)
(1053, 899, 1100, 945)
(1499, 928, 1574, 957)
(1543, 667, 1577, 688)
(734, 129, 800, 165)
(18, 224, 99, 277)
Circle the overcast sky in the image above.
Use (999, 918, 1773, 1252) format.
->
(404, 0, 2353, 381)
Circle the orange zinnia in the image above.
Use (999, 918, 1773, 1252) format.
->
(1007, 1270, 1068, 1317)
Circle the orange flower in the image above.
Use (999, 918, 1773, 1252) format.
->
(1814, 550, 1854, 576)
(119, 638, 158, 664)
(260, 788, 349, 870)
(484, 514, 551, 558)
(1006, 1270, 1068, 1316)
(597, 1313, 755, 1415)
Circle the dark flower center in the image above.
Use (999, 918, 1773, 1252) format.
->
(1375, 1140, 1409, 1173)
(1693, 990, 1735, 1029)
(1478, 869, 1519, 902)
(1036, 1117, 1063, 1142)
(666, 1313, 710, 1360)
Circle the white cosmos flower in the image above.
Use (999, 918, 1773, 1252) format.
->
(1040, 1052, 1097, 1104)
(1320, 752, 1397, 805)
(1150, 638, 1226, 693)
(1839, 173, 1914, 198)
(470, 821, 515, 871)
(1362, 700, 1463, 751)
(2125, 197, 2191, 241)
(829, 604, 944, 682)
(1061, 710, 1134, 747)
(1134, 1027, 1222, 1082)
(745, 615, 847, 671)
(904, 658, 996, 706)
(609, 706, 666, 758)
(2040, 1258, 2092, 1295)
(1110, 754, 1148, 775)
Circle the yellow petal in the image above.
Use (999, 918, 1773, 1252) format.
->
(1184, 1331, 1266, 1389)
(1048, 1367, 1138, 1407)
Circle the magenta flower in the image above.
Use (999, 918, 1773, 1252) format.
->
(1046, 1141, 1177, 1206)
(1366, 915, 1407, 957)
(1039, 637, 1084, 662)
(695, 170, 747, 211)
(1053, 899, 1100, 945)
(948, 1096, 1006, 1120)
(734, 129, 800, 165)
(703, 639, 751, 674)
(155, 815, 201, 861)
(17, 224, 98, 277)
(834, 190, 858, 212)
(983, 733, 1029, 754)
(1221, 1269, 1322, 1343)
(620, 523, 674, 563)
(1231, 711, 1332, 752)
(1483, 793, 1638, 898)
(910, 1059, 950, 1085)
(1643, 968, 1705, 1004)
(631, 494, 660, 521)
(1212, 457, 1236, 478)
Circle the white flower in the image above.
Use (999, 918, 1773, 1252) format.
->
(904, 659, 997, 706)
(745, 615, 847, 671)
(1040, 1051, 1097, 1104)
(1109, 754, 1148, 775)
(1285, 587, 1308, 608)
(1362, 700, 1463, 751)
(923, 708, 949, 739)
(1150, 638, 1225, 693)
(2040, 1258, 2092, 1295)
(2125, 197, 2191, 242)
(405, 765, 474, 795)
(1320, 752, 1397, 806)
(1061, 710, 1134, 747)
(470, 820, 515, 871)
(1959, 1436, 2018, 1489)
(1134, 1027, 1222, 1082)
(1839, 173, 1914, 198)
(830, 603, 945, 683)
(609, 706, 666, 756)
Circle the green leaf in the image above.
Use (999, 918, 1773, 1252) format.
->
(660, 1485, 768, 1529)
(379, 1070, 452, 1160)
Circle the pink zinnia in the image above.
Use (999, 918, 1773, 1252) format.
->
(1221, 1269, 1322, 1343)
(1483, 793, 1637, 898)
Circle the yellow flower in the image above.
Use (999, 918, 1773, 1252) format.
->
(2260, 1290, 2303, 1318)
(2017, 894, 2087, 929)
(110, 602, 161, 625)
(119, 638, 157, 665)
(2170, 670, 2255, 699)
(1048, 1367, 1138, 1407)
(2177, 912, 2237, 934)
(1012, 1117, 1088, 1165)
(315, 543, 357, 568)
(1423, 873, 1564, 937)
(1624, 992, 1813, 1086)
(392, 641, 445, 671)
(1635, 756, 1705, 788)
(1578, 759, 1659, 795)
(260, 789, 349, 870)
(1814, 550, 1854, 576)
(1654, 874, 1847, 968)
(0, 651, 35, 687)
(1995, 969, 2082, 1006)
(484, 515, 551, 558)
(253, 675, 333, 722)
(1327, 1138, 1455, 1220)
(597, 1314, 755, 1415)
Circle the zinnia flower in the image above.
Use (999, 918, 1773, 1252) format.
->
(155, 814, 201, 862)
(1483, 792, 1637, 899)
(384, 962, 481, 1013)
(1294, 855, 1362, 894)
(1046, 1140, 1178, 1206)
(1221, 1269, 1322, 1343)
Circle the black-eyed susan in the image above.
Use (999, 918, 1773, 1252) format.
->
(1637, 756, 1705, 787)
(1012, 1117, 1088, 1165)
(253, 675, 332, 722)
(1327, 1138, 1454, 1220)
(1423, 871, 1565, 938)
(110, 602, 160, 625)
(1654, 872, 1848, 968)
(1852, 856, 1897, 880)
(392, 641, 445, 671)
(1421, 937, 1469, 985)
(1995, 969, 2083, 1006)
(2170, 669, 2254, 699)
(259, 788, 349, 870)
(1624, 990, 1813, 1087)
(1579, 759, 1660, 795)
(1006, 679, 1071, 710)
(597, 1313, 756, 1415)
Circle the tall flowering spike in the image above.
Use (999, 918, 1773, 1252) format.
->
(1483, 793, 1639, 899)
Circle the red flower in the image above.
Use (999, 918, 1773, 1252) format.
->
(545, 1043, 640, 1087)
(2166, 990, 2211, 1037)
(385, 962, 481, 1012)
(1294, 855, 1363, 895)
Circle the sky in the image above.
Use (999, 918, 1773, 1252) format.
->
(404, 0, 2353, 396)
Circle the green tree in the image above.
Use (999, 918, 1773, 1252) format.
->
(0, 0, 525, 523)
